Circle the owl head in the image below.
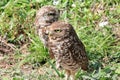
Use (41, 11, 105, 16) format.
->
(47, 21, 74, 41)
(34, 5, 60, 27)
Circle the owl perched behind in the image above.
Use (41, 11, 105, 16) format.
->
(34, 5, 60, 46)
(34, 5, 60, 27)
(47, 21, 89, 80)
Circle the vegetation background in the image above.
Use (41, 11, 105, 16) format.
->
(0, 0, 120, 80)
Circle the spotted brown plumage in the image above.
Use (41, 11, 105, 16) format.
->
(34, 5, 60, 58)
(47, 21, 89, 80)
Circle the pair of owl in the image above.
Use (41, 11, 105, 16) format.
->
(34, 6, 88, 80)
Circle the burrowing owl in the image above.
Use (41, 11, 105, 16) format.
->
(47, 21, 89, 80)
(34, 5, 59, 58)
(34, 5, 60, 46)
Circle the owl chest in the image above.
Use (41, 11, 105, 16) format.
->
(50, 44, 64, 55)
(38, 28, 48, 46)
(50, 42, 81, 70)
(50, 44, 71, 60)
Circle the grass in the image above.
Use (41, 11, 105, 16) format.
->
(0, 0, 120, 80)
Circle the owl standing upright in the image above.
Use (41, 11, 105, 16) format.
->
(47, 21, 89, 80)
(34, 5, 60, 46)
(34, 6, 60, 58)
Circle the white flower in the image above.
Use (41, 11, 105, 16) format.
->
(53, 0, 60, 5)
(99, 21, 109, 27)
(72, 4, 76, 8)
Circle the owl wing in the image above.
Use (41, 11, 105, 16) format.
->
(69, 29, 89, 70)
(72, 40, 88, 71)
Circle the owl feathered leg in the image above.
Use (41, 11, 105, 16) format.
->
(65, 69, 70, 80)
(70, 71, 76, 80)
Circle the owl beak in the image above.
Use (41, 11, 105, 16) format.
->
(49, 31, 53, 36)
(46, 26, 53, 36)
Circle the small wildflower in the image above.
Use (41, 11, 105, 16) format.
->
(99, 21, 109, 27)
(53, 0, 60, 5)
(72, 4, 76, 8)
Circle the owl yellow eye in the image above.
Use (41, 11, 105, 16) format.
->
(54, 29, 62, 32)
